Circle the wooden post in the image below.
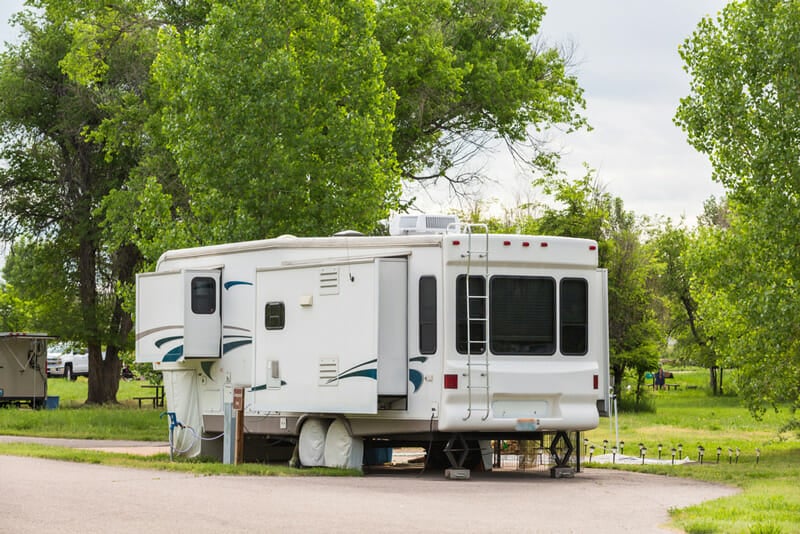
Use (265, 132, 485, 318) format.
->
(233, 387, 245, 465)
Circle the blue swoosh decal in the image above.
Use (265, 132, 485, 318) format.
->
(409, 369, 423, 392)
(155, 336, 183, 348)
(224, 281, 253, 290)
(163, 346, 183, 362)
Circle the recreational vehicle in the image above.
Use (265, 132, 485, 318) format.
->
(136, 215, 610, 472)
(0, 333, 52, 408)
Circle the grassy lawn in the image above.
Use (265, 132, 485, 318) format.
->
(584, 368, 799, 534)
(1, 370, 799, 532)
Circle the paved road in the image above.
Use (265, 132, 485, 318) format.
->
(1, 453, 737, 533)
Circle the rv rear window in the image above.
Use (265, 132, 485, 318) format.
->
(265, 302, 285, 330)
(560, 278, 588, 355)
(490, 276, 555, 355)
(419, 276, 437, 354)
(191, 277, 217, 315)
(456, 275, 486, 354)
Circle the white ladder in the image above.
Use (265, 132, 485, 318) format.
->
(462, 223, 490, 421)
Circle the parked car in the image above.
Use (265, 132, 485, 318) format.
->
(46, 345, 89, 380)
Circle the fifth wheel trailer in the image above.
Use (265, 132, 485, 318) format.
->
(136, 215, 610, 472)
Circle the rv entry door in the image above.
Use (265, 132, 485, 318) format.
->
(183, 270, 222, 358)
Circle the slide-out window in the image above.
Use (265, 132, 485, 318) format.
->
(191, 277, 216, 314)
(419, 276, 437, 354)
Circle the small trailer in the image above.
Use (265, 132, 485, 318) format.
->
(136, 215, 610, 473)
(0, 332, 52, 408)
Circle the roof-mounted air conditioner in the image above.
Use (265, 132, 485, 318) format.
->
(388, 214, 459, 236)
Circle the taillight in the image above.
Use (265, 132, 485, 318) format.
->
(593, 374, 599, 390)
(444, 374, 458, 389)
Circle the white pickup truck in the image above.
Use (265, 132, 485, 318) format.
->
(46, 346, 89, 380)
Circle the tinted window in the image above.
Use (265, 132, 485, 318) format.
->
(560, 278, 588, 355)
(191, 277, 216, 314)
(265, 302, 285, 330)
(456, 275, 486, 354)
(490, 277, 555, 355)
(419, 276, 437, 354)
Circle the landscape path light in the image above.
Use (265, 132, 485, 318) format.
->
(735, 447, 740, 464)
(584, 437, 589, 456)
(611, 446, 617, 464)
(620, 441, 625, 455)
(658, 443, 663, 460)
(589, 444, 595, 462)
(671, 447, 676, 465)
(641, 446, 647, 465)
(756, 448, 761, 464)
(678, 443, 683, 459)
(728, 448, 733, 464)
(716, 446, 722, 464)
(603, 439, 608, 454)
(698, 445, 705, 464)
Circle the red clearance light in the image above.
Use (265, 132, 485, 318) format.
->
(593, 374, 599, 390)
(444, 374, 458, 389)
(452, 240, 461, 246)
(540, 242, 549, 248)
(522, 241, 530, 247)
(589, 244, 597, 251)
(503, 240, 511, 246)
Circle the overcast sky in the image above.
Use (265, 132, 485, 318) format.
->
(0, 0, 729, 224)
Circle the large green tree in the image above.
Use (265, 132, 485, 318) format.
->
(0, 4, 151, 403)
(675, 0, 800, 415)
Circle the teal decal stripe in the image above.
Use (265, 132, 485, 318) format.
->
(409, 369, 423, 392)
(338, 358, 378, 377)
(251, 384, 267, 391)
(338, 369, 377, 382)
(224, 281, 253, 290)
(410, 356, 428, 363)
(200, 361, 215, 380)
(163, 346, 183, 362)
(155, 336, 183, 348)
(222, 339, 251, 353)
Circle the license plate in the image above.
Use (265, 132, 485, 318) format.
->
(515, 418, 539, 431)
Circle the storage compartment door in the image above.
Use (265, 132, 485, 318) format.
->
(183, 270, 222, 358)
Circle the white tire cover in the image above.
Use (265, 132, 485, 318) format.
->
(298, 418, 330, 467)
(324, 419, 364, 469)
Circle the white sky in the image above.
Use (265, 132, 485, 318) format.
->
(0, 0, 729, 224)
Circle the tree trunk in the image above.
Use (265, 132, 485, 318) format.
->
(709, 365, 719, 395)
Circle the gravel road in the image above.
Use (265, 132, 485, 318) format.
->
(1, 442, 738, 534)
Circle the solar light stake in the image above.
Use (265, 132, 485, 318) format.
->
(641, 446, 647, 465)
(698, 445, 705, 465)
(589, 445, 595, 463)
(716, 446, 722, 464)
(677, 444, 683, 459)
(603, 439, 608, 454)
(658, 443, 663, 460)
(584, 437, 588, 456)
(671, 447, 676, 465)
(728, 448, 733, 464)
(735, 448, 740, 464)
(612, 446, 617, 464)
(620, 441, 625, 456)
(756, 448, 761, 465)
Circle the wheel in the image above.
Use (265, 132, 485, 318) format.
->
(65, 364, 75, 381)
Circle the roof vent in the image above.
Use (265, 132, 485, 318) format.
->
(389, 214, 458, 236)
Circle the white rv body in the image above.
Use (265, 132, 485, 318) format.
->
(0, 333, 51, 408)
(136, 220, 610, 466)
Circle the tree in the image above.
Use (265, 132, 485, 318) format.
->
(0, 5, 148, 403)
(153, 0, 401, 242)
(376, 0, 587, 186)
(652, 221, 722, 394)
(676, 0, 800, 416)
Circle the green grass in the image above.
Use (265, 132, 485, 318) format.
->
(0, 378, 166, 440)
(584, 367, 800, 534)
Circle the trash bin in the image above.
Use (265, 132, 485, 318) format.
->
(45, 396, 59, 410)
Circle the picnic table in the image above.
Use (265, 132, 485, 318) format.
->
(134, 384, 164, 408)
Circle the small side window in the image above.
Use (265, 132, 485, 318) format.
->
(560, 278, 588, 355)
(419, 276, 437, 354)
(191, 277, 216, 314)
(265, 301, 285, 330)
